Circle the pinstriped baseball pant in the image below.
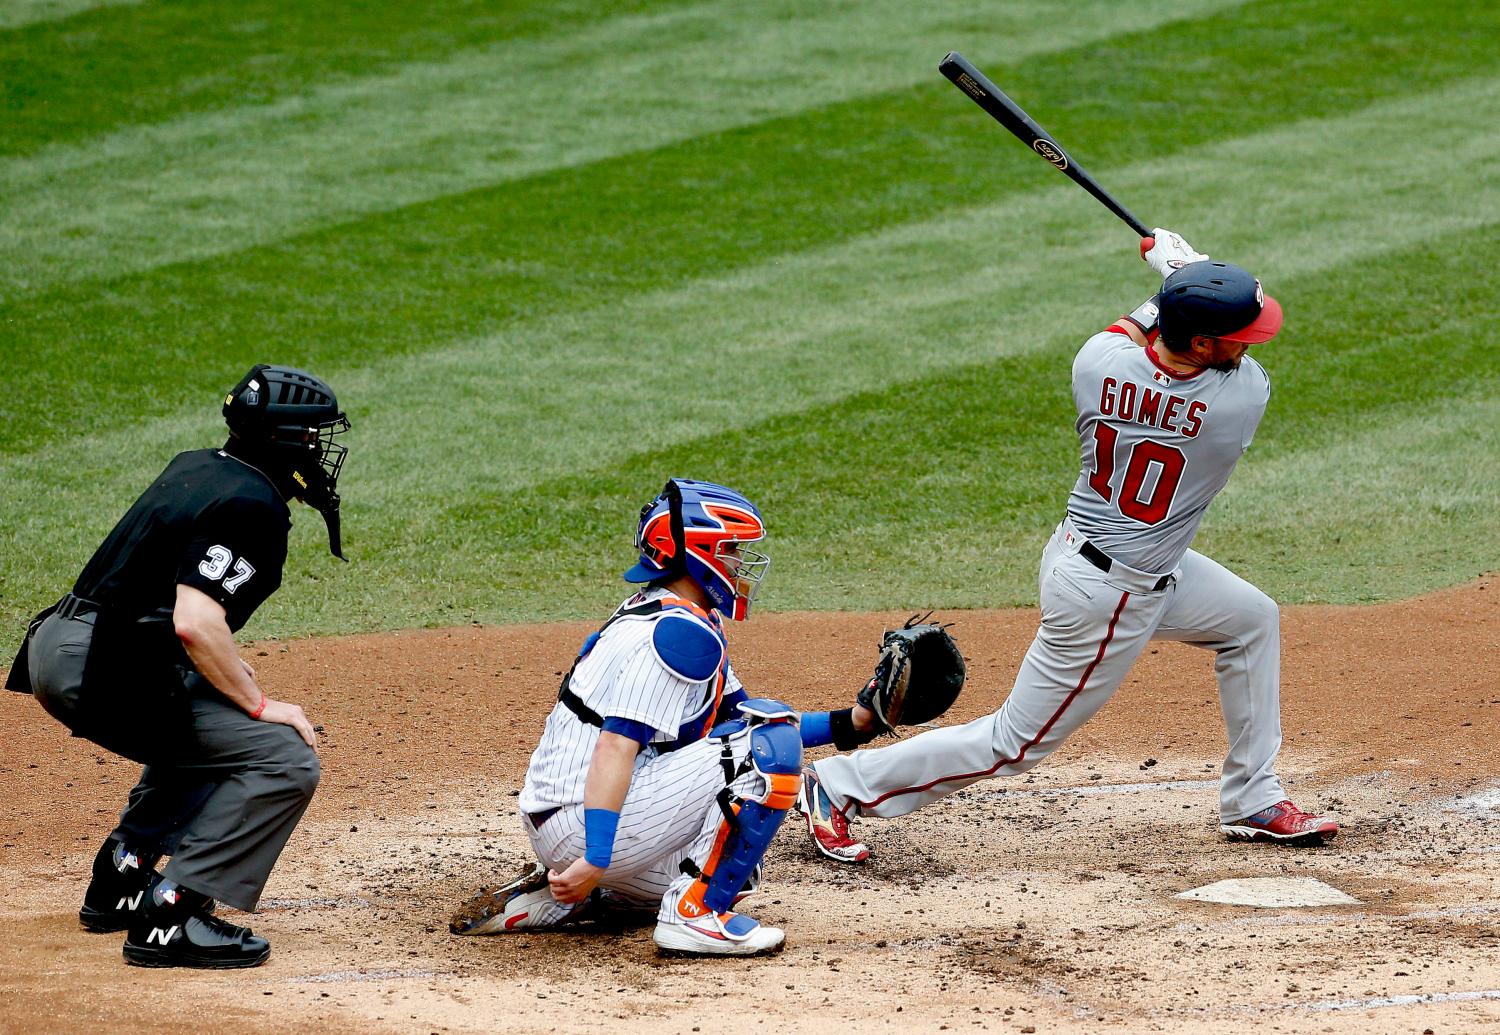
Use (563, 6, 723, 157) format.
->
(519, 727, 767, 926)
(816, 524, 1288, 824)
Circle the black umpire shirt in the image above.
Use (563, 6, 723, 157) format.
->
(6, 449, 289, 751)
(75, 448, 290, 643)
(74, 447, 290, 722)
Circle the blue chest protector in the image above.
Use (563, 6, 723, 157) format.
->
(559, 597, 729, 751)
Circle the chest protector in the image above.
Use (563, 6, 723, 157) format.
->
(557, 594, 729, 751)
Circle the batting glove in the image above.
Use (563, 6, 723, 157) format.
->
(1141, 228, 1208, 280)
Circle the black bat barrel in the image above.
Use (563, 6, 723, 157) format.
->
(939, 52, 1151, 238)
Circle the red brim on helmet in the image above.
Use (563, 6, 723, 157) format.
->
(1216, 293, 1283, 344)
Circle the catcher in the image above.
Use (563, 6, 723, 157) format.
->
(450, 478, 965, 956)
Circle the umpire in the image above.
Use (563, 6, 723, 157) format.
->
(5, 364, 351, 969)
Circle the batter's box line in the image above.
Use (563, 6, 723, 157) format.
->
(256, 895, 375, 911)
(289, 967, 447, 984)
(1289, 988, 1500, 1013)
(982, 778, 1218, 799)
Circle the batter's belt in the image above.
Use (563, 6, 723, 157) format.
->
(1078, 540, 1173, 592)
(1058, 517, 1175, 594)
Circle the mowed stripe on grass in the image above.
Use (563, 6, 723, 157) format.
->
(3, 1, 1495, 459)
(3, 74, 1496, 641)
(0, 0, 697, 150)
(0, 0, 1228, 301)
(0, 0, 140, 30)
(418, 226, 1500, 620)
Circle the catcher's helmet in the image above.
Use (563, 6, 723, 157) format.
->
(223, 364, 350, 490)
(624, 479, 770, 622)
(1158, 261, 1283, 350)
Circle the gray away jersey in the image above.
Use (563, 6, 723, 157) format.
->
(1065, 329, 1270, 575)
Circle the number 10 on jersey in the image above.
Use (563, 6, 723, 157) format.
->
(1086, 424, 1187, 525)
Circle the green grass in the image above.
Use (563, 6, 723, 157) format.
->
(0, 0, 1224, 300)
(2, 0, 1497, 654)
(0, 0, 140, 31)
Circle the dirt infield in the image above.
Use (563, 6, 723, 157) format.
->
(2, 576, 1498, 1034)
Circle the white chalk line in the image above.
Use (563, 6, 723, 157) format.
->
(1445, 788, 1500, 813)
(986, 778, 1218, 799)
(256, 895, 373, 911)
(1292, 988, 1500, 1013)
(290, 968, 444, 984)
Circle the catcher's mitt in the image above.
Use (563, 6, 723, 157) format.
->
(856, 613, 966, 734)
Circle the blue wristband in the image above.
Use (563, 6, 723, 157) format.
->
(799, 710, 833, 748)
(583, 808, 620, 869)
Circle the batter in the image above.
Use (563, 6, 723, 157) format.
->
(799, 230, 1338, 862)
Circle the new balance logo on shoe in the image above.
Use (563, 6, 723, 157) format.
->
(145, 925, 178, 946)
(116, 891, 145, 912)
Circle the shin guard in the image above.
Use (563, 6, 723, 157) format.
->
(696, 717, 802, 915)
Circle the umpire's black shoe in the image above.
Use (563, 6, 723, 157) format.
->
(123, 889, 269, 969)
(79, 838, 161, 933)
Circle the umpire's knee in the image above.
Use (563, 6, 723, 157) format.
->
(290, 750, 321, 802)
(288, 742, 321, 802)
(265, 732, 321, 803)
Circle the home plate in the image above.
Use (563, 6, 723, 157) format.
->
(1175, 878, 1360, 908)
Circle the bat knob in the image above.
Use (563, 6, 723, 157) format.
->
(1139, 235, 1155, 258)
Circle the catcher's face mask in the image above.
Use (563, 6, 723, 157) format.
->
(716, 539, 771, 619)
(623, 479, 770, 621)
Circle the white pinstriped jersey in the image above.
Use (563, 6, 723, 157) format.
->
(1065, 329, 1270, 575)
(518, 587, 742, 813)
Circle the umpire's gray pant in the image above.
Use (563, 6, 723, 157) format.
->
(28, 610, 320, 912)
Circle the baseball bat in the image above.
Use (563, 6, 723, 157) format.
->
(938, 52, 1151, 239)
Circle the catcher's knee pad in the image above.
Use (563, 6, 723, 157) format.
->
(709, 697, 799, 739)
(694, 718, 801, 915)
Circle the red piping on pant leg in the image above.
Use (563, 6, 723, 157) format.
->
(855, 591, 1132, 811)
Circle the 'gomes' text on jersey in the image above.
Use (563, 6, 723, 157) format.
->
(1065, 328, 1270, 575)
(519, 587, 744, 813)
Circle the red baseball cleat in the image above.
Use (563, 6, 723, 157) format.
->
(1220, 800, 1339, 845)
(797, 766, 870, 863)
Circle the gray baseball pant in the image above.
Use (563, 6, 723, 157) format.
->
(816, 524, 1287, 824)
(27, 610, 320, 912)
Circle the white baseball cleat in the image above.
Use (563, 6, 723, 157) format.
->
(450, 864, 557, 935)
(653, 896, 785, 957)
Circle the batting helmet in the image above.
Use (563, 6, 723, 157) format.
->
(1157, 261, 1283, 350)
(624, 479, 770, 621)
